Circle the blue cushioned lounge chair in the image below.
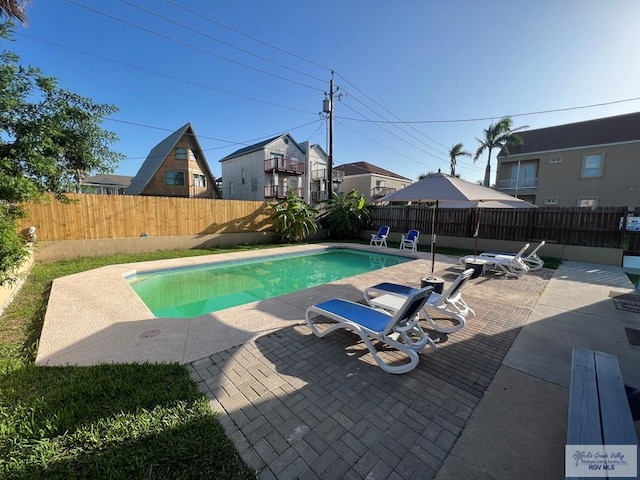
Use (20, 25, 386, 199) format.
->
(364, 268, 475, 334)
(305, 286, 435, 374)
(369, 226, 390, 248)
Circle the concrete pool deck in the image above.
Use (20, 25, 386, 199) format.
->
(35, 244, 640, 479)
(36, 243, 434, 366)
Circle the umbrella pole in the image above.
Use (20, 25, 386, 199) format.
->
(430, 200, 438, 276)
(473, 207, 481, 261)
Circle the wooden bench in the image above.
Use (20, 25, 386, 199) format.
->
(567, 347, 639, 478)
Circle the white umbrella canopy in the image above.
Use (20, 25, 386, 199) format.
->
(378, 172, 535, 205)
(377, 172, 537, 275)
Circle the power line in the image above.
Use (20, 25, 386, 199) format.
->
(64, 0, 325, 92)
(335, 72, 451, 151)
(165, 0, 332, 72)
(338, 99, 447, 164)
(118, 0, 327, 84)
(16, 33, 320, 116)
(106, 117, 325, 159)
(334, 119, 432, 170)
(336, 96, 640, 124)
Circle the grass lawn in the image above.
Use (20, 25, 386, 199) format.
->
(0, 248, 264, 480)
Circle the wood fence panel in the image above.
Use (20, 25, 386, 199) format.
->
(18, 194, 273, 241)
(370, 204, 626, 248)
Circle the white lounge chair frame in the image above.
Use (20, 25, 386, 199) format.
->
(305, 286, 436, 374)
(459, 243, 531, 278)
(369, 226, 390, 248)
(399, 229, 419, 252)
(364, 268, 475, 334)
(459, 241, 545, 271)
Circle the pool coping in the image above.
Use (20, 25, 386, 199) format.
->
(35, 243, 446, 366)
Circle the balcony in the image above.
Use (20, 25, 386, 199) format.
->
(311, 169, 345, 182)
(264, 157, 304, 175)
(371, 186, 396, 198)
(498, 178, 538, 190)
(311, 191, 328, 203)
(264, 185, 304, 199)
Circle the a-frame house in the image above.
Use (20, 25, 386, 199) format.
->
(127, 123, 221, 198)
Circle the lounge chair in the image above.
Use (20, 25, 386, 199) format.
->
(364, 268, 475, 334)
(459, 241, 545, 272)
(458, 243, 530, 278)
(369, 226, 390, 248)
(399, 229, 419, 252)
(305, 286, 436, 374)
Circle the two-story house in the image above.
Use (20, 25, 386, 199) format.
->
(127, 123, 221, 198)
(496, 112, 640, 208)
(219, 133, 343, 205)
(333, 161, 413, 203)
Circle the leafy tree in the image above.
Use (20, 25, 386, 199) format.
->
(474, 116, 526, 186)
(448, 143, 471, 177)
(324, 189, 370, 239)
(268, 189, 318, 243)
(0, 23, 124, 283)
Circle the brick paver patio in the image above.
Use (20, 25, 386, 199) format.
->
(188, 266, 552, 479)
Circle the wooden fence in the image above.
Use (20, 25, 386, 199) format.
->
(17, 194, 273, 242)
(369, 205, 627, 248)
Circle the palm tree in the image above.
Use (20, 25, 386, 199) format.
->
(449, 143, 471, 177)
(474, 116, 527, 187)
(0, 0, 29, 24)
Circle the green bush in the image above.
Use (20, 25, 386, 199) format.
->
(268, 189, 318, 243)
(324, 189, 370, 239)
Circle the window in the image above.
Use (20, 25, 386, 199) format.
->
(544, 197, 558, 206)
(193, 173, 205, 187)
(251, 178, 258, 192)
(175, 147, 187, 160)
(582, 154, 602, 178)
(190, 149, 198, 161)
(229, 181, 235, 196)
(241, 168, 245, 184)
(509, 163, 536, 188)
(578, 197, 598, 207)
(549, 156, 563, 164)
(165, 171, 184, 185)
(376, 180, 386, 188)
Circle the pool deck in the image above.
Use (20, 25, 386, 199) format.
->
(36, 244, 640, 479)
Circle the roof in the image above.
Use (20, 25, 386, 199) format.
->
(127, 122, 216, 195)
(333, 161, 413, 181)
(498, 111, 640, 157)
(82, 174, 133, 188)
(219, 133, 303, 162)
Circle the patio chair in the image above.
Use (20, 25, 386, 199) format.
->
(458, 241, 545, 271)
(305, 286, 436, 374)
(458, 243, 530, 277)
(369, 226, 390, 248)
(399, 229, 419, 252)
(363, 268, 475, 334)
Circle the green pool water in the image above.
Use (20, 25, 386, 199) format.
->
(128, 248, 410, 318)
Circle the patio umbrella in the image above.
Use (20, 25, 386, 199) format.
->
(378, 172, 537, 276)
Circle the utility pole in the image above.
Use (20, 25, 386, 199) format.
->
(324, 71, 335, 199)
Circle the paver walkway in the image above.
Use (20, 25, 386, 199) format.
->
(189, 266, 552, 479)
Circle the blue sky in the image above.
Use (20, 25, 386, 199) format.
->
(7, 0, 640, 184)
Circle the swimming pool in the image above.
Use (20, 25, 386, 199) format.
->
(127, 248, 410, 318)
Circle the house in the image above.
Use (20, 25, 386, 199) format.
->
(496, 112, 640, 207)
(80, 174, 133, 195)
(333, 161, 413, 203)
(219, 133, 343, 204)
(127, 123, 221, 198)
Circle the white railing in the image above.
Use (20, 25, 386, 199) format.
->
(498, 178, 538, 190)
